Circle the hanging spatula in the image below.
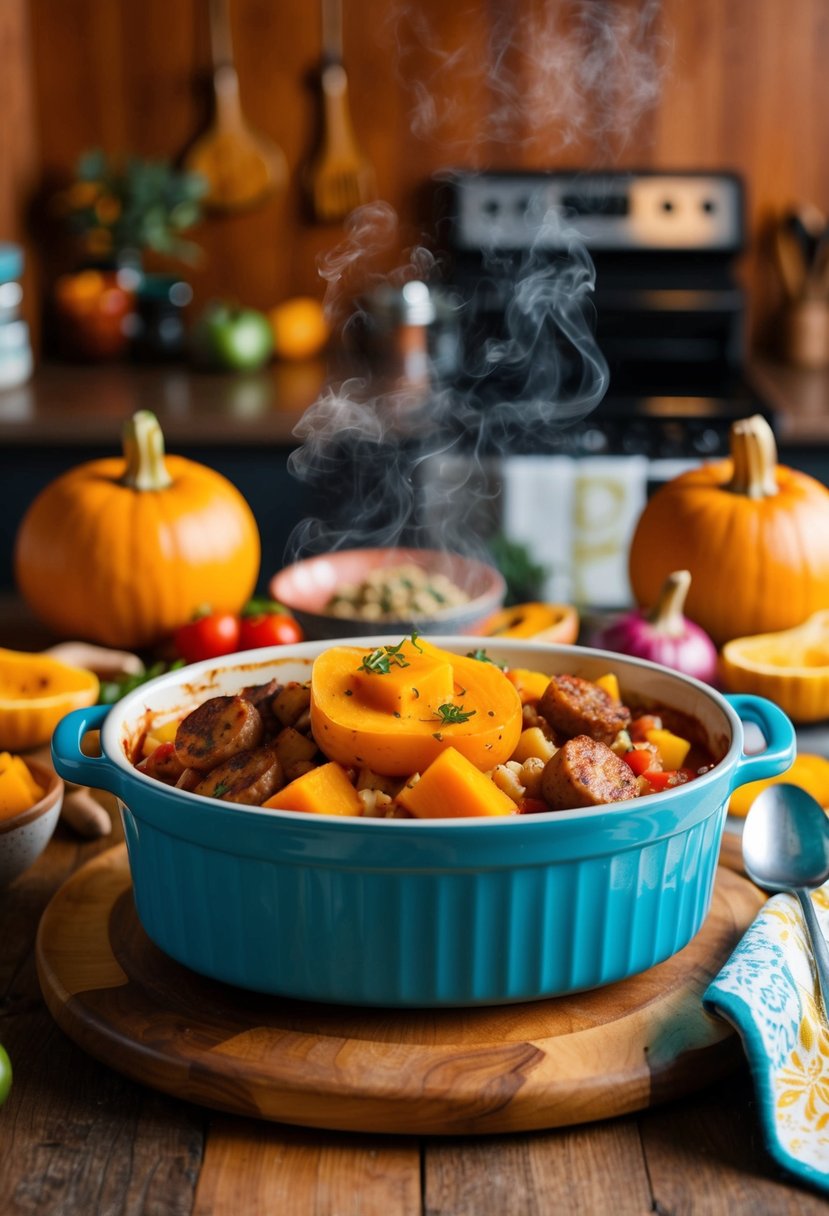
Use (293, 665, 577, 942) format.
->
(305, 0, 376, 223)
(185, 0, 287, 212)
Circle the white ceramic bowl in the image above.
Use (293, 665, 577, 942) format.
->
(0, 760, 64, 886)
(270, 547, 506, 640)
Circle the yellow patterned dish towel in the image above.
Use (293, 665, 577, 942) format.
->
(704, 888, 829, 1194)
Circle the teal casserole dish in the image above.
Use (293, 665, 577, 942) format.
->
(52, 638, 795, 1007)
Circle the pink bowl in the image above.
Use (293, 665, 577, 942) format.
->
(270, 547, 506, 641)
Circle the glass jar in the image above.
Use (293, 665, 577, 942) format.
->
(0, 244, 33, 388)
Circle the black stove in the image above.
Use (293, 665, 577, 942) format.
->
(433, 169, 774, 461)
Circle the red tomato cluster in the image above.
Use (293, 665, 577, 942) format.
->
(173, 601, 304, 664)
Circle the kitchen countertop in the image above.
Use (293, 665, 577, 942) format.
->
(1, 598, 828, 1212)
(2, 353, 829, 451)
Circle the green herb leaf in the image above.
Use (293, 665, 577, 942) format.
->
(358, 634, 421, 675)
(434, 702, 477, 725)
(466, 648, 506, 670)
(212, 781, 230, 797)
(98, 659, 185, 706)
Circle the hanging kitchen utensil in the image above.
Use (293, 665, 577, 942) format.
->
(773, 219, 808, 301)
(788, 203, 825, 265)
(305, 0, 376, 223)
(185, 0, 287, 212)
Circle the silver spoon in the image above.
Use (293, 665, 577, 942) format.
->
(742, 783, 829, 1018)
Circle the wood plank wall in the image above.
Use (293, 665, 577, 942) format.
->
(6, 0, 829, 347)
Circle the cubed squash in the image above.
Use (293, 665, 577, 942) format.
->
(595, 672, 620, 702)
(505, 668, 550, 705)
(645, 727, 690, 770)
(0, 752, 44, 802)
(351, 653, 454, 715)
(397, 747, 517, 819)
(0, 755, 44, 819)
(262, 761, 361, 816)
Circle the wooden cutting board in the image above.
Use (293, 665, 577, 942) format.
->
(35, 843, 762, 1136)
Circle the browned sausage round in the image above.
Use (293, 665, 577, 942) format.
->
(193, 746, 284, 805)
(537, 674, 631, 746)
(541, 735, 638, 810)
(175, 695, 264, 771)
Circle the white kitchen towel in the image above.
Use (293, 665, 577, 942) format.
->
(500, 455, 576, 603)
(500, 454, 649, 608)
(570, 456, 649, 608)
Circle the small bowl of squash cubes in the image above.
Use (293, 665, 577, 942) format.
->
(0, 755, 64, 886)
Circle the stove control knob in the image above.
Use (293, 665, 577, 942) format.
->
(579, 428, 610, 454)
(692, 427, 722, 455)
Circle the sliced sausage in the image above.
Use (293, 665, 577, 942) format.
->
(136, 742, 185, 785)
(193, 746, 284, 805)
(175, 695, 264, 771)
(537, 674, 631, 746)
(240, 678, 282, 735)
(175, 767, 202, 793)
(541, 735, 638, 810)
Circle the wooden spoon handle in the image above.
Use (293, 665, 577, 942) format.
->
(321, 0, 343, 64)
(208, 0, 243, 127)
(208, 0, 235, 69)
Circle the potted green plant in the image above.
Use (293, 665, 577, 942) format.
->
(54, 151, 206, 360)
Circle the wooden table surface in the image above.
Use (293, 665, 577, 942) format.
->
(1, 810, 827, 1213)
(1, 596, 828, 1214)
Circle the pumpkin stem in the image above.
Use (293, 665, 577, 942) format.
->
(121, 411, 173, 491)
(727, 414, 778, 499)
(647, 569, 692, 637)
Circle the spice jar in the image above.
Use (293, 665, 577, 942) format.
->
(356, 281, 460, 383)
(0, 244, 33, 389)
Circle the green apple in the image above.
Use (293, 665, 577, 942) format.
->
(0, 1043, 11, 1107)
(191, 302, 274, 372)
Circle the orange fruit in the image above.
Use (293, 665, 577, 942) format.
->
(268, 297, 330, 361)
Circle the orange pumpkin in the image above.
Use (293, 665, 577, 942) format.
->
(14, 411, 260, 649)
(629, 415, 829, 646)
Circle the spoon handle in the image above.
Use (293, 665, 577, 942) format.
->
(796, 889, 829, 1019)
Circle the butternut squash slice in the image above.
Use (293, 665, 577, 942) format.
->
(310, 638, 523, 776)
(0, 648, 100, 751)
(481, 602, 579, 644)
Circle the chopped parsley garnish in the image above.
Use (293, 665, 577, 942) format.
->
(359, 632, 424, 675)
(213, 781, 230, 797)
(434, 702, 477, 725)
(466, 648, 506, 670)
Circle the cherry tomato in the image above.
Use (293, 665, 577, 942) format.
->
(174, 612, 241, 664)
(622, 747, 656, 777)
(238, 608, 304, 650)
(642, 767, 696, 792)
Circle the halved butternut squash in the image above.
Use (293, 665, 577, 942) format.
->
(310, 638, 523, 776)
(0, 648, 100, 750)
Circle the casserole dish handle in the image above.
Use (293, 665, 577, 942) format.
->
(725, 694, 797, 788)
(51, 704, 121, 794)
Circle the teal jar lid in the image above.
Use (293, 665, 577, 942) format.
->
(0, 244, 24, 284)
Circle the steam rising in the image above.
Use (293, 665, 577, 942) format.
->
(390, 0, 669, 155)
(287, 200, 608, 562)
(285, 3, 666, 567)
